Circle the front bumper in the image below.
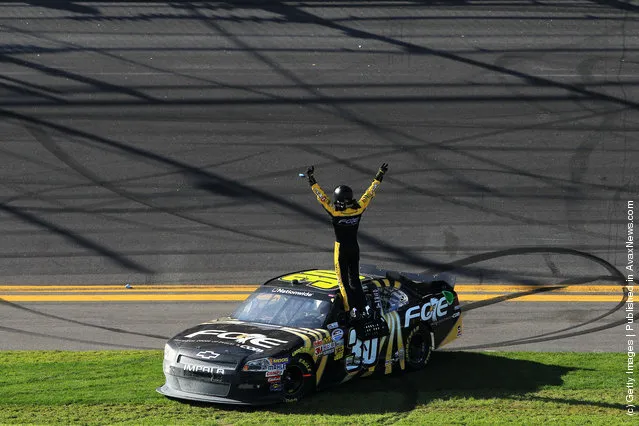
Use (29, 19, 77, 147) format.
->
(158, 358, 284, 405)
(156, 384, 277, 405)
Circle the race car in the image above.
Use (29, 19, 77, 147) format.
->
(157, 265, 462, 405)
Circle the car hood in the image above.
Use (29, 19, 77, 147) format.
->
(168, 320, 321, 363)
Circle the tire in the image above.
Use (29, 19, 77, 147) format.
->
(282, 356, 315, 403)
(405, 326, 432, 370)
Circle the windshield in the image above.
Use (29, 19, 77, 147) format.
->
(232, 290, 331, 328)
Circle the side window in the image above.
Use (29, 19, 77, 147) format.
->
(379, 288, 409, 313)
(324, 293, 345, 325)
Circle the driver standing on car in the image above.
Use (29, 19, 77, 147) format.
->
(305, 163, 388, 321)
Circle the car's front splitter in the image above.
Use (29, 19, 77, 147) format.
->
(156, 384, 281, 406)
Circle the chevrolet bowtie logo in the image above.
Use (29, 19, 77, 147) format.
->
(196, 350, 220, 360)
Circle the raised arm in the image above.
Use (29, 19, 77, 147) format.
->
(358, 163, 388, 208)
(307, 166, 333, 212)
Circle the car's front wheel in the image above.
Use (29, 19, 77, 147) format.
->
(405, 326, 432, 370)
(282, 356, 316, 403)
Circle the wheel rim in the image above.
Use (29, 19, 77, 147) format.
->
(408, 335, 426, 365)
(283, 365, 304, 395)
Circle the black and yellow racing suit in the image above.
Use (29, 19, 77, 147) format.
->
(310, 179, 381, 312)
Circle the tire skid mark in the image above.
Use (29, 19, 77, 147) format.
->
(0, 298, 169, 340)
(443, 248, 633, 350)
(0, 202, 152, 274)
(0, 325, 159, 350)
(27, 125, 322, 251)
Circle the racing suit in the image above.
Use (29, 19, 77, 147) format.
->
(308, 175, 383, 313)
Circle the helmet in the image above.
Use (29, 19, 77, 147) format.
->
(333, 185, 353, 202)
(333, 185, 354, 211)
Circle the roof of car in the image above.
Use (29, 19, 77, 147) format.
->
(263, 269, 375, 294)
(261, 266, 456, 297)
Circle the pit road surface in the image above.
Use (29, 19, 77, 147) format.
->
(0, 1, 636, 351)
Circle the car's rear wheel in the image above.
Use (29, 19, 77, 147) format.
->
(405, 326, 432, 370)
(282, 356, 315, 403)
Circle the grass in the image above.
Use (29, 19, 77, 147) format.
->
(0, 350, 634, 425)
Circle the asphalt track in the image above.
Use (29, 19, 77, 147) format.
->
(0, 1, 637, 352)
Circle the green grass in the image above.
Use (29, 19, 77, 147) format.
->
(0, 350, 634, 425)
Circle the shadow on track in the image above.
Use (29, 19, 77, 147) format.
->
(24, 0, 101, 15)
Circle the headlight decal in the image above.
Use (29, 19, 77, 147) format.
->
(242, 357, 271, 372)
(164, 344, 178, 362)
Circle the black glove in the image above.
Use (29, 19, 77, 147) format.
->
(306, 166, 317, 186)
(375, 163, 388, 182)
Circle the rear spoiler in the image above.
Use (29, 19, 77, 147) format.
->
(360, 264, 456, 289)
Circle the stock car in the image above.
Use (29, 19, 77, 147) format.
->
(157, 265, 463, 405)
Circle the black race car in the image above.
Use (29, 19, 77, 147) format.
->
(157, 265, 462, 405)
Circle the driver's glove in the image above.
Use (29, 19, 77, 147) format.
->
(375, 163, 389, 182)
(307, 166, 317, 186)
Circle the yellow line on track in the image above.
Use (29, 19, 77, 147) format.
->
(0, 284, 622, 292)
(0, 294, 249, 302)
(0, 285, 258, 291)
(460, 294, 623, 302)
(0, 288, 259, 293)
(0, 282, 626, 302)
(455, 285, 622, 293)
(0, 293, 623, 302)
(0, 286, 619, 294)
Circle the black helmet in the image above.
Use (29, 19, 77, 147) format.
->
(333, 185, 353, 203)
(333, 185, 354, 211)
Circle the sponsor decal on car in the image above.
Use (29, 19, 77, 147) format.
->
(313, 336, 331, 346)
(442, 290, 455, 304)
(313, 336, 336, 355)
(403, 291, 455, 327)
(331, 328, 344, 341)
(267, 363, 287, 373)
(271, 288, 313, 297)
(326, 321, 339, 330)
(184, 330, 288, 349)
(334, 344, 344, 360)
(371, 287, 382, 311)
(183, 364, 225, 375)
(267, 376, 281, 383)
(195, 350, 220, 360)
(316, 341, 336, 355)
